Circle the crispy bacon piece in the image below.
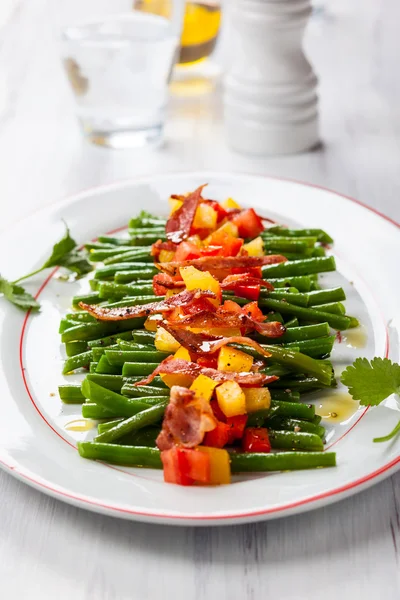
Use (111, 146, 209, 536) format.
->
(161, 321, 272, 358)
(156, 255, 287, 278)
(152, 273, 185, 296)
(220, 273, 274, 292)
(156, 386, 216, 451)
(78, 289, 216, 321)
(135, 358, 278, 387)
(151, 240, 177, 260)
(165, 185, 206, 244)
(168, 309, 286, 338)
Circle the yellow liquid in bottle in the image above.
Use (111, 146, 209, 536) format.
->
(134, 1, 221, 65)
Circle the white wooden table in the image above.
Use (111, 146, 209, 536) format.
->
(0, 1, 399, 598)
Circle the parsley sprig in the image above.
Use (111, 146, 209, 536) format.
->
(0, 224, 92, 311)
(341, 357, 400, 443)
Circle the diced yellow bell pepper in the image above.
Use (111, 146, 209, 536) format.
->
(190, 374, 218, 402)
(155, 327, 180, 353)
(243, 236, 264, 257)
(193, 203, 218, 230)
(168, 197, 183, 214)
(216, 380, 247, 417)
(201, 327, 243, 337)
(179, 266, 221, 305)
(161, 343, 192, 387)
(159, 249, 176, 263)
(222, 197, 241, 210)
(217, 346, 254, 373)
(215, 220, 239, 238)
(243, 388, 271, 413)
(198, 447, 231, 485)
(144, 314, 163, 331)
(187, 234, 202, 247)
(174, 346, 191, 361)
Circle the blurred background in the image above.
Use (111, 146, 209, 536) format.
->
(0, 0, 399, 228)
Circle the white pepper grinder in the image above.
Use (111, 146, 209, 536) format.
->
(223, 0, 319, 155)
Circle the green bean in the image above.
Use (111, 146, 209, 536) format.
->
(132, 330, 156, 344)
(81, 403, 117, 419)
(97, 419, 124, 434)
(263, 323, 330, 344)
(129, 227, 165, 235)
(251, 297, 351, 330)
(92, 344, 119, 361)
(265, 226, 333, 244)
(312, 247, 326, 257)
(97, 236, 132, 246)
(305, 288, 346, 305)
(59, 318, 81, 334)
(106, 349, 170, 366)
(101, 295, 159, 309)
(284, 317, 299, 328)
(95, 263, 157, 280)
(118, 426, 160, 447)
(63, 350, 92, 374)
(117, 340, 154, 351)
(260, 365, 292, 378)
(72, 292, 101, 307)
(261, 234, 319, 247)
(271, 400, 315, 420)
(262, 276, 313, 292)
(85, 242, 116, 251)
(61, 318, 145, 343)
(271, 377, 325, 391)
(262, 239, 309, 253)
(268, 430, 324, 451)
(81, 379, 153, 417)
(270, 390, 301, 402)
(128, 215, 166, 229)
(58, 385, 85, 404)
(262, 292, 309, 307)
(128, 232, 166, 245)
(86, 373, 124, 391)
(105, 251, 155, 266)
(230, 451, 336, 472)
(65, 312, 97, 323)
(312, 415, 322, 425)
(123, 395, 168, 406)
(89, 247, 144, 262)
(89, 362, 98, 373)
(96, 355, 122, 375)
(315, 302, 345, 315)
(122, 363, 160, 377)
(98, 281, 154, 299)
(246, 408, 277, 427)
(267, 418, 325, 438)
(121, 383, 170, 397)
(262, 256, 336, 278)
(65, 340, 89, 357)
(94, 402, 166, 443)
(114, 269, 158, 283)
(125, 375, 168, 388)
(87, 330, 136, 348)
(284, 336, 335, 358)
(78, 442, 163, 468)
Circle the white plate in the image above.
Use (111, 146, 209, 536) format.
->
(0, 172, 399, 526)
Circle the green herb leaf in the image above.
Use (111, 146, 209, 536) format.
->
(0, 275, 40, 311)
(373, 419, 400, 443)
(341, 357, 400, 406)
(42, 224, 77, 269)
(58, 250, 93, 277)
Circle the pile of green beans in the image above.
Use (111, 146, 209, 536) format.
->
(57, 211, 350, 476)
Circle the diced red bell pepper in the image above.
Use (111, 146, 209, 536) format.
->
(231, 266, 263, 278)
(197, 356, 219, 370)
(242, 428, 271, 453)
(203, 421, 230, 448)
(208, 230, 243, 257)
(241, 301, 266, 322)
(232, 208, 264, 238)
(174, 241, 202, 262)
(234, 285, 260, 301)
(200, 245, 224, 257)
(210, 398, 227, 422)
(181, 297, 217, 316)
(161, 447, 211, 485)
(226, 414, 248, 443)
(202, 200, 228, 223)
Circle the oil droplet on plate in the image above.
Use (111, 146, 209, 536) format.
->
(65, 419, 94, 432)
(316, 393, 359, 423)
(342, 326, 368, 349)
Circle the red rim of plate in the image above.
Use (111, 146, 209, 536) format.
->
(3, 173, 400, 522)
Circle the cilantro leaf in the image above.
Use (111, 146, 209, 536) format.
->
(58, 250, 93, 277)
(0, 275, 40, 311)
(41, 224, 77, 269)
(341, 357, 400, 406)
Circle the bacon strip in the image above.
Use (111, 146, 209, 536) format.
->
(78, 289, 216, 321)
(156, 255, 287, 277)
(152, 273, 185, 296)
(156, 386, 216, 451)
(135, 357, 278, 387)
(168, 310, 286, 338)
(165, 185, 206, 244)
(151, 240, 177, 260)
(220, 273, 274, 291)
(161, 321, 272, 358)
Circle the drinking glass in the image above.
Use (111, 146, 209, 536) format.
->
(60, 9, 184, 148)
